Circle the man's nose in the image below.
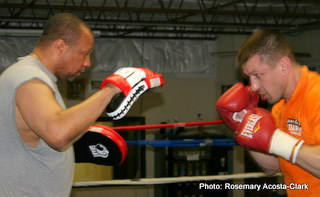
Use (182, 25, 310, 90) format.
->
(250, 79, 260, 92)
(84, 56, 91, 68)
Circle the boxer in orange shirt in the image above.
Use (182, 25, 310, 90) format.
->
(216, 29, 320, 197)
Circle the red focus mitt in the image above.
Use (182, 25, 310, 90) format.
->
(101, 67, 165, 120)
(74, 125, 127, 166)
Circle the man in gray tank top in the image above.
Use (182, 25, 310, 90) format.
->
(0, 13, 122, 196)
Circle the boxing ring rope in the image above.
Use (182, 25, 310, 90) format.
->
(125, 138, 237, 147)
(73, 172, 283, 187)
(111, 120, 224, 131)
(74, 119, 277, 188)
(111, 119, 235, 147)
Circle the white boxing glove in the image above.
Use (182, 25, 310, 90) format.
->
(101, 67, 164, 120)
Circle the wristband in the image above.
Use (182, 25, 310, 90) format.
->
(269, 129, 304, 164)
(290, 139, 304, 164)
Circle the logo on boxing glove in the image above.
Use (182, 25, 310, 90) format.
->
(89, 143, 109, 158)
(239, 113, 262, 139)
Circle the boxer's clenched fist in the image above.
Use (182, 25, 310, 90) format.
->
(237, 108, 304, 164)
(216, 82, 259, 132)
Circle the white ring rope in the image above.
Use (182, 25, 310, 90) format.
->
(73, 172, 282, 187)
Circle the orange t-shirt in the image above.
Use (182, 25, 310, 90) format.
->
(272, 66, 320, 197)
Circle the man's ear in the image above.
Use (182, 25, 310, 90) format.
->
(279, 56, 291, 75)
(54, 39, 67, 55)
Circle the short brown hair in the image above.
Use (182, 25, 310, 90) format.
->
(236, 29, 296, 67)
(39, 13, 92, 47)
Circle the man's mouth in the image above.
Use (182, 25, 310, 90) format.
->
(260, 94, 267, 101)
(77, 69, 85, 75)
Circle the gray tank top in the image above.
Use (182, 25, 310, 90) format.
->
(0, 56, 74, 197)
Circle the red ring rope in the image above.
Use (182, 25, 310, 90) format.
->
(111, 120, 224, 131)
